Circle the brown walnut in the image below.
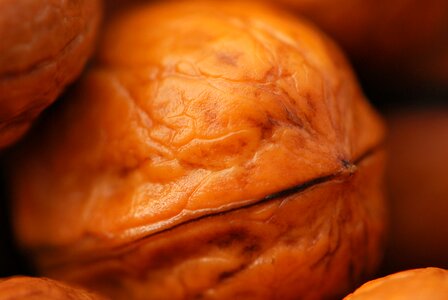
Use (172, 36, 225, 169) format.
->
(344, 268, 448, 300)
(9, 1, 386, 299)
(0, 0, 102, 148)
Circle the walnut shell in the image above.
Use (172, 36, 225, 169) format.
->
(344, 268, 448, 299)
(9, 1, 386, 299)
(0, 0, 102, 149)
(0, 276, 105, 300)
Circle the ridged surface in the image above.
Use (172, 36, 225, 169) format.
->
(9, 1, 386, 299)
(45, 151, 385, 300)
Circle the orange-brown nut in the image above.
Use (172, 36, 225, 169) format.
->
(344, 268, 448, 299)
(0, 0, 102, 149)
(0, 276, 105, 300)
(270, 0, 448, 86)
(9, 1, 386, 299)
(383, 109, 448, 271)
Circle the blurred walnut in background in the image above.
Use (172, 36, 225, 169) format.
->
(271, 0, 448, 87)
(384, 108, 448, 272)
(8, 1, 385, 299)
(0, 0, 102, 149)
(344, 268, 448, 300)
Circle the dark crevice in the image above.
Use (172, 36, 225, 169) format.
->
(128, 173, 337, 248)
(217, 264, 247, 282)
(262, 174, 336, 202)
(119, 144, 381, 248)
(47, 143, 383, 269)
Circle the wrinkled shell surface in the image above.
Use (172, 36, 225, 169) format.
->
(45, 150, 385, 300)
(0, 0, 102, 148)
(10, 1, 385, 299)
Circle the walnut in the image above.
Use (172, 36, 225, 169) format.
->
(0, 0, 102, 149)
(344, 268, 448, 299)
(9, 1, 386, 299)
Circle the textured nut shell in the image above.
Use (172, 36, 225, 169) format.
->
(0, 276, 105, 300)
(9, 1, 385, 299)
(0, 0, 102, 148)
(44, 151, 385, 300)
(344, 268, 448, 300)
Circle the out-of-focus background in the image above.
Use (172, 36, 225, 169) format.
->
(0, 169, 33, 277)
(0, 0, 447, 287)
